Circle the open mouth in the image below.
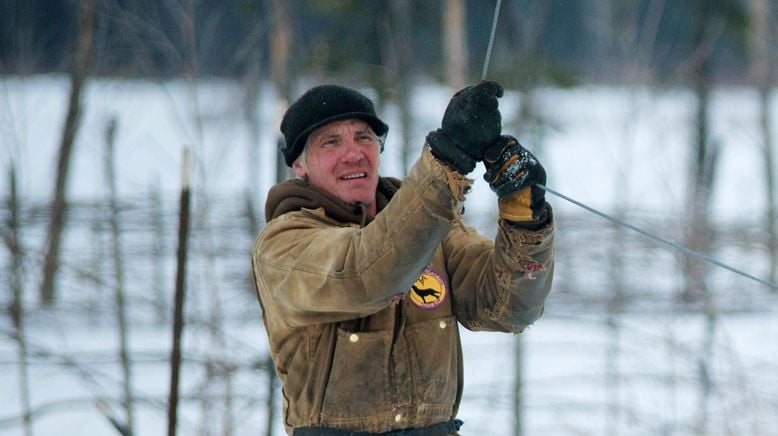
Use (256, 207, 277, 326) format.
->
(340, 172, 367, 180)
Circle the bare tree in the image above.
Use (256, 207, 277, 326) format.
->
(680, 4, 747, 433)
(686, 11, 719, 434)
(240, 13, 267, 221)
(104, 118, 134, 435)
(512, 336, 523, 436)
(271, 0, 293, 186)
(381, 0, 414, 175)
(6, 163, 33, 436)
(503, 0, 554, 143)
(151, 183, 167, 324)
(590, 3, 668, 432)
(39, 0, 98, 304)
(262, 3, 295, 432)
(749, 0, 776, 286)
(443, 0, 468, 90)
(682, 3, 724, 303)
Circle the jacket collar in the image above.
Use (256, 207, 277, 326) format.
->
(264, 177, 401, 226)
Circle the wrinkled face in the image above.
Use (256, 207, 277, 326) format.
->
(292, 119, 382, 216)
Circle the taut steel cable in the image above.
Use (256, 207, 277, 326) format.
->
(482, 0, 502, 81)
(537, 184, 778, 290)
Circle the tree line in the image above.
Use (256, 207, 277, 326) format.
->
(0, 0, 771, 87)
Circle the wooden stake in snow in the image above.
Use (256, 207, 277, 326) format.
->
(167, 147, 192, 436)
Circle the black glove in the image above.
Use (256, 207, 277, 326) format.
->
(483, 135, 547, 221)
(427, 81, 504, 174)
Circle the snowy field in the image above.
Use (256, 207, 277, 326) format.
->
(1, 76, 777, 435)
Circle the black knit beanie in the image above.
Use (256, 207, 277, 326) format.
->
(280, 84, 389, 167)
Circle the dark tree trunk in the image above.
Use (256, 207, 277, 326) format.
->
(40, 0, 98, 304)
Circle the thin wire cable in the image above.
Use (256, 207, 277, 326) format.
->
(481, 0, 503, 80)
(537, 183, 778, 290)
(476, 0, 775, 290)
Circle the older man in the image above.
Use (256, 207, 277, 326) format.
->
(252, 82, 554, 435)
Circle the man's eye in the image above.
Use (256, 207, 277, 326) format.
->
(321, 139, 339, 148)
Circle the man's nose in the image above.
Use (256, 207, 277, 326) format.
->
(340, 138, 364, 162)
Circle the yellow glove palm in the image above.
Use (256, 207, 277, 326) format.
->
(498, 187, 534, 222)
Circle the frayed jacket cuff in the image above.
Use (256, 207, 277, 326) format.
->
(407, 146, 474, 220)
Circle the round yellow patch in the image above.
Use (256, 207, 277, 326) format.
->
(409, 268, 447, 310)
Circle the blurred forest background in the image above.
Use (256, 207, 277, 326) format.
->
(0, 0, 768, 83)
(1, 0, 778, 435)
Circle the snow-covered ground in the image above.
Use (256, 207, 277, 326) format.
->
(1, 76, 777, 435)
(2, 76, 773, 215)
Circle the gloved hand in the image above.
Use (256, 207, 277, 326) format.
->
(483, 135, 547, 222)
(426, 81, 504, 174)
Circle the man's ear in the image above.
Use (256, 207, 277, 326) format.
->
(291, 159, 307, 178)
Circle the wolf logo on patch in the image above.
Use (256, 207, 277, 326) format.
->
(409, 268, 447, 310)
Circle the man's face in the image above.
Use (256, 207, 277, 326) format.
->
(292, 119, 382, 215)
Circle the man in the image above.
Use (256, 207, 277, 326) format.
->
(252, 81, 554, 435)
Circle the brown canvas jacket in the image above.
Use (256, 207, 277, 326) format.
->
(252, 148, 554, 434)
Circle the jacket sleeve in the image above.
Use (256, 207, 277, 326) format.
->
(253, 148, 473, 328)
(442, 212, 554, 333)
